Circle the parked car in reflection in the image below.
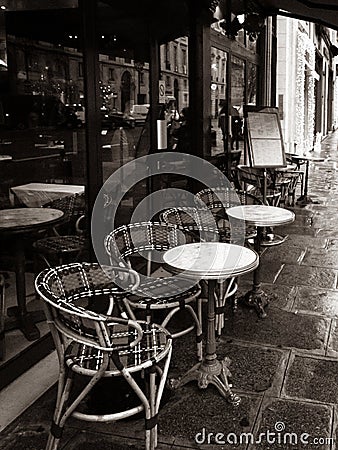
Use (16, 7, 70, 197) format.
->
(109, 111, 136, 129)
(129, 104, 150, 126)
(101, 108, 136, 130)
(0, 94, 80, 130)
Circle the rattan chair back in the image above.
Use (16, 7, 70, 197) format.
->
(43, 191, 85, 228)
(195, 187, 263, 213)
(105, 221, 190, 272)
(161, 206, 220, 243)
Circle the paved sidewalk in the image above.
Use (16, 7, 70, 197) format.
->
(1, 132, 338, 449)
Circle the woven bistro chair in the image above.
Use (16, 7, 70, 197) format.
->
(33, 192, 87, 267)
(236, 165, 283, 206)
(35, 262, 172, 450)
(161, 206, 237, 334)
(104, 221, 203, 360)
(196, 185, 289, 245)
(160, 206, 220, 244)
(195, 187, 263, 243)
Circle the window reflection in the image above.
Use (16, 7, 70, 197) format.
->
(211, 47, 227, 156)
(247, 62, 257, 105)
(0, 17, 87, 210)
(230, 55, 245, 151)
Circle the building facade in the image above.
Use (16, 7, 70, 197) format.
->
(276, 17, 338, 155)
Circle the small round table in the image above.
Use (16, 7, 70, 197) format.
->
(291, 155, 324, 205)
(164, 241, 258, 404)
(0, 208, 64, 341)
(227, 205, 295, 318)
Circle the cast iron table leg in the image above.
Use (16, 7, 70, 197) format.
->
(241, 227, 269, 318)
(170, 279, 240, 405)
(297, 160, 319, 205)
(6, 240, 42, 341)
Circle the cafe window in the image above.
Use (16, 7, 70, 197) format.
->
(211, 48, 228, 155)
(173, 46, 178, 72)
(0, 4, 89, 385)
(108, 67, 115, 80)
(230, 55, 245, 151)
(182, 48, 187, 73)
(247, 62, 257, 104)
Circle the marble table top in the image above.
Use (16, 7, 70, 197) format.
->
(163, 242, 259, 280)
(0, 208, 64, 233)
(226, 205, 295, 227)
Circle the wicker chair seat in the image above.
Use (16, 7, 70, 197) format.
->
(33, 192, 86, 266)
(33, 235, 86, 255)
(65, 321, 170, 376)
(127, 281, 201, 307)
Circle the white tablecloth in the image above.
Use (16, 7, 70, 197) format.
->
(11, 183, 84, 207)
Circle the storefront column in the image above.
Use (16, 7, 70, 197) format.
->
(262, 16, 274, 106)
(188, 0, 212, 161)
(80, 0, 103, 260)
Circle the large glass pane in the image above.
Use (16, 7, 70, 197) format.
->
(211, 47, 227, 157)
(161, 37, 188, 152)
(1, 7, 86, 210)
(230, 55, 245, 151)
(0, 4, 88, 383)
(247, 62, 257, 105)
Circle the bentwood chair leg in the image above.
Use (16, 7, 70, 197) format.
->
(122, 298, 137, 320)
(149, 371, 156, 450)
(197, 296, 203, 334)
(161, 305, 203, 361)
(46, 372, 74, 450)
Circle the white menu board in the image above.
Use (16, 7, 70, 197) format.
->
(245, 107, 286, 168)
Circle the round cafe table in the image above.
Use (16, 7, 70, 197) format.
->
(227, 205, 295, 318)
(291, 154, 325, 205)
(0, 208, 64, 341)
(164, 241, 258, 404)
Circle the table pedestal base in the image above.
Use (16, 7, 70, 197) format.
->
(260, 233, 288, 247)
(240, 289, 269, 319)
(170, 357, 241, 405)
(296, 195, 320, 206)
(6, 306, 45, 341)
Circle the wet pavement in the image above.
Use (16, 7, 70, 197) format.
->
(1, 132, 338, 449)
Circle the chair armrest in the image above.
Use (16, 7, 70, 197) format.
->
(75, 215, 86, 235)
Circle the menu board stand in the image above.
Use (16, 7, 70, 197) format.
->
(244, 106, 286, 204)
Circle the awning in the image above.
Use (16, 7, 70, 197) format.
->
(218, 0, 338, 31)
(260, 0, 338, 30)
